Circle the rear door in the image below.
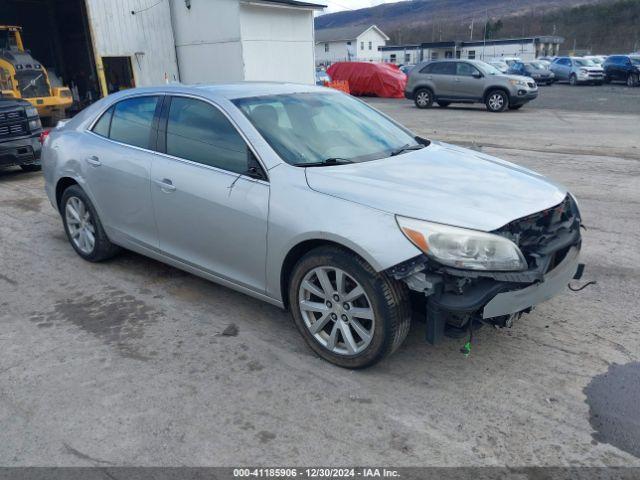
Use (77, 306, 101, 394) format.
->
(150, 95, 269, 293)
(84, 95, 161, 248)
(551, 58, 570, 80)
(421, 62, 457, 98)
(453, 62, 485, 100)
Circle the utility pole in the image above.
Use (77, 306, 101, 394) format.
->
(469, 18, 474, 41)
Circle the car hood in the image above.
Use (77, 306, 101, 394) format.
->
(581, 66, 604, 72)
(305, 141, 568, 232)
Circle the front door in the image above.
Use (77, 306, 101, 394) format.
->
(453, 62, 485, 100)
(151, 95, 269, 293)
(83, 95, 161, 249)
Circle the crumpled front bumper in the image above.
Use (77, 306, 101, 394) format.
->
(482, 246, 580, 319)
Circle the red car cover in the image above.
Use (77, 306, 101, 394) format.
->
(327, 62, 407, 99)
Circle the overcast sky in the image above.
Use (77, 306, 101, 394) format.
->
(315, 0, 398, 15)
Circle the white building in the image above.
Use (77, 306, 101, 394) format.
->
(380, 36, 564, 65)
(1, 0, 324, 103)
(171, 0, 324, 85)
(314, 25, 389, 65)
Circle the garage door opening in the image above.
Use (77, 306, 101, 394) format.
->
(1, 0, 100, 116)
(103, 56, 135, 94)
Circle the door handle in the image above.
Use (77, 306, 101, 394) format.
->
(155, 178, 176, 193)
(86, 155, 101, 167)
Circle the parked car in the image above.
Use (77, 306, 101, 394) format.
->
(603, 55, 640, 87)
(399, 64, 416, 75)
(315, 69, 331, 86)
(550, 57, 605, 85)
(405, 59, 538, 112)
(508, 61, 556, 85)
(489, 56, 521, 67)
(327, 62, 407, 98)
(43, 84, 583, 368)
(488, 61, 509, 73)
(583, 55, 607, 66)
(0, 95, 43, 172)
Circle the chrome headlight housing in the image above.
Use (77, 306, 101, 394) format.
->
(509, 79, 528, 87)
(396, 216, 527, 271)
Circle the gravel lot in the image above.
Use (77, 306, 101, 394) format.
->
(1, 86, 639, 467)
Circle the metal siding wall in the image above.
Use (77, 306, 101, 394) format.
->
(85, 0, 179, 87)
(169, 0, 244, 83)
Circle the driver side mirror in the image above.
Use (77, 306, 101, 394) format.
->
(472, 71, 482, 79)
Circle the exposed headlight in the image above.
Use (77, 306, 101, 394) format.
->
(29, 118, 42, 131)
(26, 106, 39, 118)
(396, 216, 527, 271)
(509, 79, 527, 87)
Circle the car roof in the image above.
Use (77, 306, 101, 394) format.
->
(101, 82, 333, 103)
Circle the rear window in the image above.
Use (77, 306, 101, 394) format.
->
(109, 96, 159, 149)
(427, 62, 456, 75)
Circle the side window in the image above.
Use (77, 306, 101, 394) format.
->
(92, 106, 114, 137)
(420, 63, 434, 74)
(109, 96, 159, 149)
(431, 62, 456, 75)
(456, 62, 478, 76)
(166, 97, 249, 175)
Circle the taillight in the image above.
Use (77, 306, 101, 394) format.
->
(39, 130, 50, 144)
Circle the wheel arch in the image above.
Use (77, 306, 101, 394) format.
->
(413, 84, 435, 98)
(483, 86, 511, 102)
(279, 238, 379, 310)
(55, 176, 79, 213)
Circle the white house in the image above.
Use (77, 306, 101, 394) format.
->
(2, 0, 324, 103)
(314, 25, 389, 65)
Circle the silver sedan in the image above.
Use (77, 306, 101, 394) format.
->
(43, 83, 583, 368)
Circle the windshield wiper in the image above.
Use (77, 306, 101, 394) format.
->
(295, 158, 354, 167)
(390, 144, 425, 157)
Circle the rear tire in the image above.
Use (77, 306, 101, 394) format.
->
(61, 185, 120, 262)
(414, 88, 433, 109)
(437, 101, 450, 108)
(20, 164, 41, 172)
(288, 246, 411, 369)
(485, 90, 509, 112)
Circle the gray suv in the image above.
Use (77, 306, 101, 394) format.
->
(405, 60, 538, 112)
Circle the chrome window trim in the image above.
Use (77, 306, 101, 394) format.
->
(85, 92, 270, 183)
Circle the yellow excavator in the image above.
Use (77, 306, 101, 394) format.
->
(0, 25, 72, 123)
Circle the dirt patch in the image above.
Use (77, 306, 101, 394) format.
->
(30, 289, 163, 360)
(584, 362, 640, 458)
(0, 197, 44, 213)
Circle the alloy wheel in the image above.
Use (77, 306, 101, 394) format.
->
(416, 91, 431, 107)
(298, 266, 375, 356)
(488, 93, 505, 111)
(65, 196, 96, 254)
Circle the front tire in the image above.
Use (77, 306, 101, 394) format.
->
(485, 90, 509, 112)
(414, 88, 433, 109)
(628, 74, 638, 87)
(61, 185, 120, 262)
(509, 104, 524, 110)
(569, 74, 578, 86)
(288, 246, 411, 369)
(437, 101, 451, 108)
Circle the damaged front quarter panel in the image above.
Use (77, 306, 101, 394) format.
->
(387, 194, 585, 344)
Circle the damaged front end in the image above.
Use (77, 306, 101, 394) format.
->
(389, 195, 585, 344)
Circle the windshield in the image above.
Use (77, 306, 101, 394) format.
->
(574, 58, 596, 67)
(631, 57, 640, 65)
(527, 62, 545, 70)
(234, 92, 421, 166)
(480, 62, 503, 75)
